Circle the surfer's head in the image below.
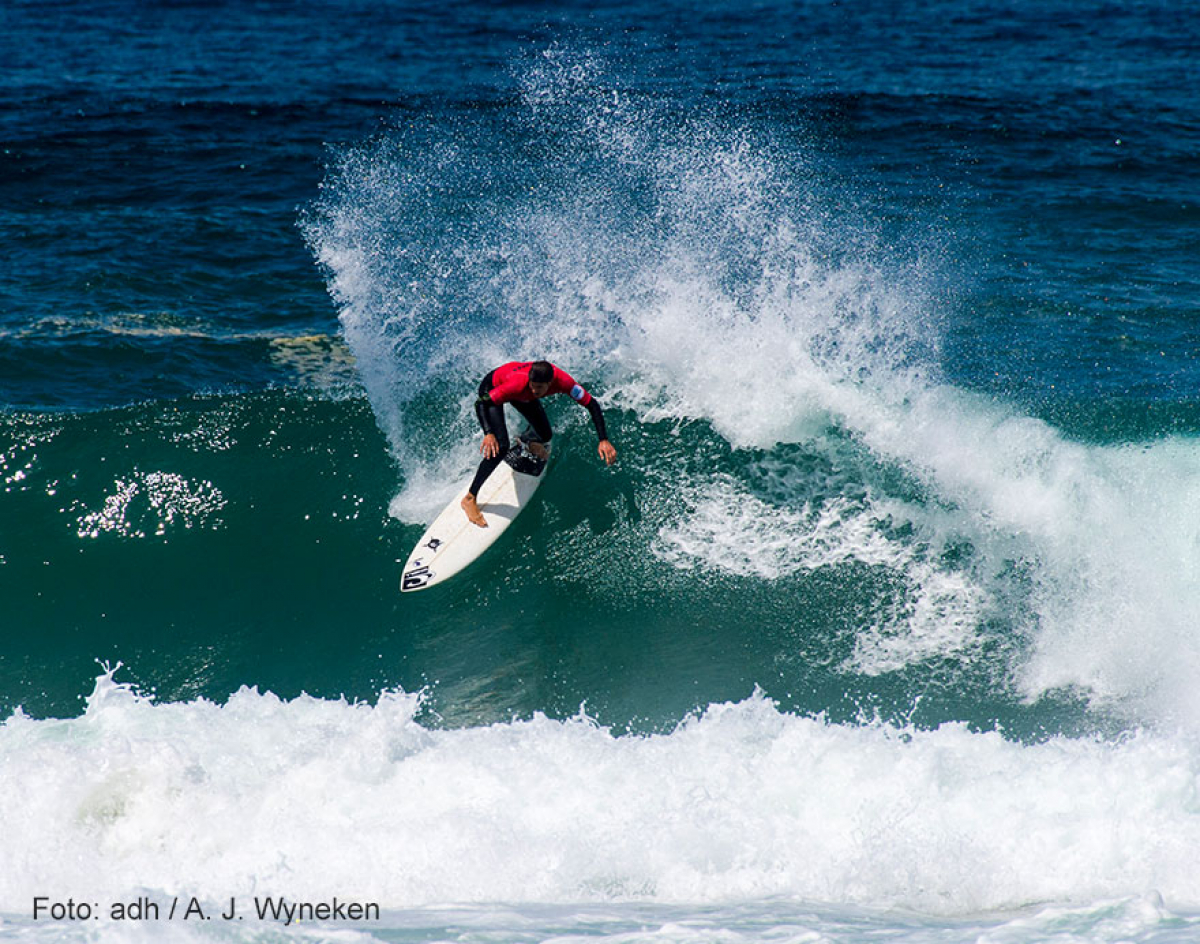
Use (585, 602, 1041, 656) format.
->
(529, 361, 553, 397)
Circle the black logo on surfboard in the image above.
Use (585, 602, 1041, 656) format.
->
(402, 566, 433, 591)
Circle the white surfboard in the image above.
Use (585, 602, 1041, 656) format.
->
(400, 435, 551, 592)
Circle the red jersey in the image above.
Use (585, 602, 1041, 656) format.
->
(487, 362, 593, 407)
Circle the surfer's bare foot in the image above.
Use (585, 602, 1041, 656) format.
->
(461, 494, 488, 527)
(528, 441, 548, 460)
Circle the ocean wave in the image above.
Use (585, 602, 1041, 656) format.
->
(4, 667, 1200, 918)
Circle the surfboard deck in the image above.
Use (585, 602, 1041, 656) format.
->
(400, 434, 551, 592)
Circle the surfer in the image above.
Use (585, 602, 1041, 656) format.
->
(462, 360, 617, 527)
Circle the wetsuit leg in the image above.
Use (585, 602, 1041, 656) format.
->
(510, 399, 552, 443)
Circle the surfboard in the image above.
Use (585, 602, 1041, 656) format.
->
(400, 434, 551, 592)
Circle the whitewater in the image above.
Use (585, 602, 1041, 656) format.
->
(3, 666, 1200, 942)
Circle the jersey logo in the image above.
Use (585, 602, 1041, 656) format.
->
(570, 384, 586, 402)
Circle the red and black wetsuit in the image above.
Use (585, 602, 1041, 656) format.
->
(469, 361, 609, 496)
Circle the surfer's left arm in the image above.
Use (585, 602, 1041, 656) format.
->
(560, 371, 616, 466)
(584, 398, 617, 466)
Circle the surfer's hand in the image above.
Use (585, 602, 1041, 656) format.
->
(481, 434, 500, 459)
(598, 440, 617, 466)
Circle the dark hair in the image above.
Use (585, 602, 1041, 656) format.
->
(529, 361, 554, 383)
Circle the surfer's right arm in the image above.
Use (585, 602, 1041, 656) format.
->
(475, 389, 504, 458)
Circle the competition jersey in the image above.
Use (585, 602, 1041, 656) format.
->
(487, 362, 593, 407)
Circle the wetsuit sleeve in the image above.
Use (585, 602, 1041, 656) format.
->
(584, 397, 609, 442)
(475, 394, 503, 437)
(551, 366, 607, 440)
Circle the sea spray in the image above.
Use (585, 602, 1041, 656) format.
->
(303, 47, 932, 508)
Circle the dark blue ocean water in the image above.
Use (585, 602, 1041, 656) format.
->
(4, 2, 1200, 940)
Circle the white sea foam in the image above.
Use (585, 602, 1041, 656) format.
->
(4, 668, 1200, 927)
(654, 475, 988, 674)
(824, 383, 1200, 724)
